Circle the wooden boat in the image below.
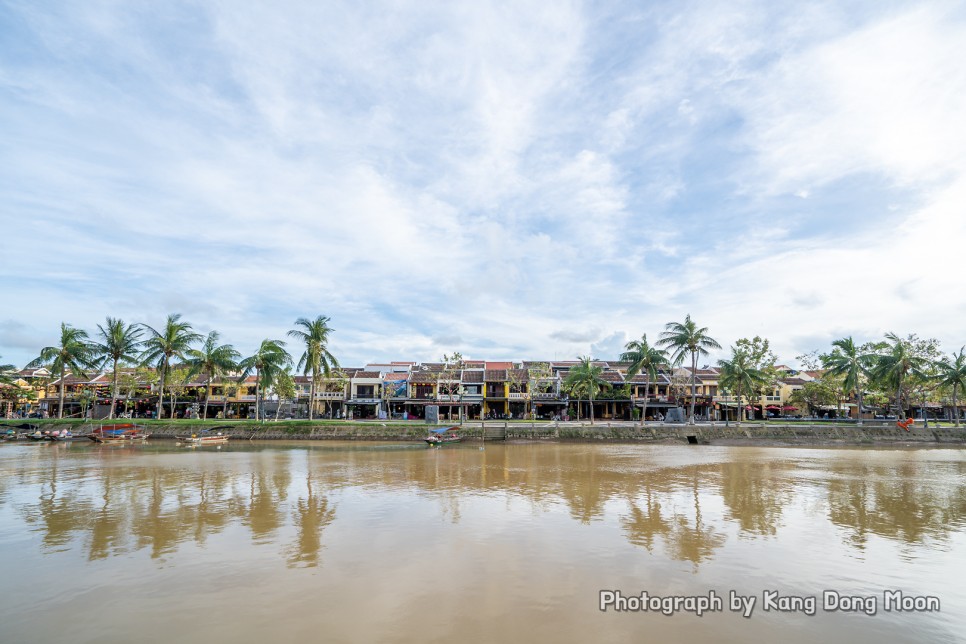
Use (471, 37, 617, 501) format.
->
(4, 424, 39, 441)
(45, 430, 87, 442)
(425, 426, 461, 446)
(176, 431, 230, 446)
(88, 424, 150, 443)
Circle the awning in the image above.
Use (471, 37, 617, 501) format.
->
(766, 405, 781, 410)
(783, 405, 798, 411)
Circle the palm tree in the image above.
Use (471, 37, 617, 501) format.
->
(89, 318, 142, 419)
(658, 315, 721, 424)
(139, 314, 201, 419)
(287, 316, 339, 420)
(936, 347, 966, 427)
(620, 334, 669, 426)
(821, 337, 874, 425)
(186, 331, 240, 420)
(870, 332, 929, 419)
(238, 339, 292, 421)
(563, 356, 608, 424)
(717, 348, 767, 426)
(28, 323, 95, 418)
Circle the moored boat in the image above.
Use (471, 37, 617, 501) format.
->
(88, 424, 150, 443)
(425, 426, 461, 446)
(176, 431, 230, 446)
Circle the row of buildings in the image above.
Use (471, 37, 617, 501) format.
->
(3, 359, 840, 421)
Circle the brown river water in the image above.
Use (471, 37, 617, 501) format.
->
(0, 441, 964, 643)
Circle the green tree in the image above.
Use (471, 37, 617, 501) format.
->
(139, 314, 201, 419)
(439, 352, 465, 421)
(239, 339, 292, 421)
(186, 331, 240, 420)
(935, 347, 966, 426)
(870, 333, 932, 418)
(658, 315, 721, 424)
(821, 337, 876, 424)
(620, 334, 669, 426)
(28, 323, 95, 418)
(287, 316, 339, 421)
(0, 356, 15, 386)
(271, 368, 297, 421)
(563, 356, 609, 424)
(89, 318, 142, 419)
(717, 348, 767, 426)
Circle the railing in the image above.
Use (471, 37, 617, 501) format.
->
(508, 392, 528, 400)
(713, 395, 740, 403)
(314, 391, 345, 400)
(236, 395, 256, 402)
(531, 392, 558, 400)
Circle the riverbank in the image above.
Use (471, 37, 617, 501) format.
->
(3, 419, 964, 446)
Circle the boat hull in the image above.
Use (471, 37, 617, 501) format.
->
(176, 435, 230, 445)
(425, 437, 462, 446)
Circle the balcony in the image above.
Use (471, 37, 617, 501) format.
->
(713, 395, 740, 403)
(237, 395, 256, 402)
(531, 392, 558, 400)
(508, 392, 528, 400)
(314, 391, 345, 400)
(436, 394, 460, 402)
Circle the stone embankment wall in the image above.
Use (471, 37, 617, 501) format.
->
(4, 421, 965, 445)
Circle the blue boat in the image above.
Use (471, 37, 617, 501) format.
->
(425, 426, 461, 446)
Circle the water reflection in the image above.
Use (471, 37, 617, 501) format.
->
(2, 443, 965, 569)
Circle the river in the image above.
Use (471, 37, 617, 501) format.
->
(0, 441, 963, 643)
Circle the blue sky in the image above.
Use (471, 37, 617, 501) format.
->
(2, 0, 965, 369)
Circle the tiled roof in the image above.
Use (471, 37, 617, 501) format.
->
(461, 370, 484, 383)
(353, 371, 382, 379)
(485, 361, 513, 370)
(409, 371, 437, 383)
(782, 378, 808, 386)
(485, 369, 508, 381)
(600, 371, 624, 383)
(507, 368, 528, 380)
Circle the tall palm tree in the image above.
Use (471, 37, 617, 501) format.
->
(186, 331, 241, 420)
(821, 337, 874, 425)
(89, 318, 142, 419)
(717, 348, 767, 426)
(871, 332, 929, 419)
(238, 339, 292, 421)
(28, 323, 94, 418)
(563, 356, 608, 424)
(936, 347, 966, 427)
(139, 314, 201, 419)
(620, 334, 669, 426)
(658, 315, 721, 424)
(287, 316, 339, 420)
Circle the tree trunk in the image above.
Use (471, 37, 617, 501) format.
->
(308, 374, 316, 421)
(954, 385, 959, 427)
(589, 391, 595, 425)
(110, 359, 119, 420)
(735, 386, 742, 426)
(203, 369, 212, 420)
(58, 364, 65, 419)
(857, 384, 864, 426)
(156, 363, 167, 419)
(255, 370, 261, 421)
(689, 352, 697, 424)
(640, 376, 649, 428)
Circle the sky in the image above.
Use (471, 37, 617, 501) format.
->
(2, 0, 965, 370)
